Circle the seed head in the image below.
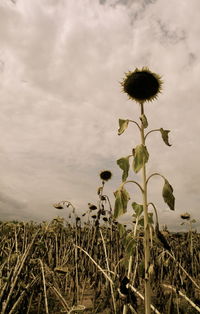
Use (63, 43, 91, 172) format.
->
(180, 212, 191, 220)
(100, 170, 112, 181)
(88, 203, 97, 211)
(53, 203, 63, 210)
(121, 67, 162, 103)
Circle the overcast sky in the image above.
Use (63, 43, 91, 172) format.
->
(0, 0, 200, 231)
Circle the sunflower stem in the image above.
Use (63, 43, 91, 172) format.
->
(144, 129, 160, 141)
(140, 102, 151, 314)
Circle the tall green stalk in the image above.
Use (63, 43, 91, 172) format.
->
(140, 102, 151, 314)
(114, 68, 175, 313)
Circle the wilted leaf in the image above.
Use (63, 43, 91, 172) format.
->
(70, 305, 86, 312)
(155, 223, 171, 251)
(97, 187, 103, 195)
(162, 179, 175, 210)
(117, 157, 130, 182)
(114, 187, 130, 218)
(140, 114, 148, 128)
(132, 144, 149, 173)
(160, 128, 172, 146)
(118, 119, 129, 135)
(54, 267, 68, 274)
(132, 202, 143, 217)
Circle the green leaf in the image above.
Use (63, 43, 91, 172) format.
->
(114, 187, 130, 218)
(118, 119, 129, 135)
(162, 179, 175, 210)
(138, 217, 144, 227)
(160, 128, 172, 146)
(138, 213, 154, 226)
(118, 223, 126, 237)
(140, 114, 148, 128)
(148, 212, 154, 224)
(132, 144, 149, 173)
(125, 235, 136, 256)
(117, 157, 130, 182)
(132, 202, 143, 217)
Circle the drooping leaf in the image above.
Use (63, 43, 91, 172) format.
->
(117, 157, 130, 182)
(118, 119, 129, 135)
(155, 223, 171, 251)
(132, 144, 149, 173)
(160, 128, 172, 146)
(140, 114, 148, 128)
(132, 202, 143, 217)
(114, 187, 130, 218)
(162, 179, 175, 210)
(97, 187, 103, 195)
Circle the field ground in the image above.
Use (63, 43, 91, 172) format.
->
(0, 218, 200, 313)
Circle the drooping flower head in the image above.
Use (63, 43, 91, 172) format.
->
(121, 67, 162, 103)
(100, 170, 112, 181)
(180, 212, 191, 220)
(88, 203, 97, 211)
(53, 203, 63, 210)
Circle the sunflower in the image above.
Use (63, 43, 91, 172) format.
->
(121, 67, 162, 103)
(100, 170, 112, 181)
(53, 203, 63, 210)
(88, 203, 97, 211)
(180, 212, 191, 220)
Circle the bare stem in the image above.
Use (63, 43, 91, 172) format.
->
(144, 129, 160, 141)
(140, 102, 151, 314)
(120, 180, 144, 193)
(39, 259, 49, 314)
(129, 119, 141, 131)
(146, 172, 165, 186)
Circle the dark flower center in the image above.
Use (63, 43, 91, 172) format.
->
(124, 71, 160, 100)
(100, 170, 112, 181)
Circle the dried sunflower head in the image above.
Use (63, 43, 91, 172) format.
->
(100, 170, 112, 181)
(53, 203, 63, 210)
(121, 67, 162, 103)
(180, 212, 191, 220)
(88, 203, 97, 211)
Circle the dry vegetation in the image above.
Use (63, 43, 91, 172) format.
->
(0, 213, 200, 313)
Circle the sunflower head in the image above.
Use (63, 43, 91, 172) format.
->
(88, 203, 97, 211)
(180, 212, 191, 220)
(121, 67, 162, 103)
(100, 170, 112, 181)
(53, 203, 63, 210)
